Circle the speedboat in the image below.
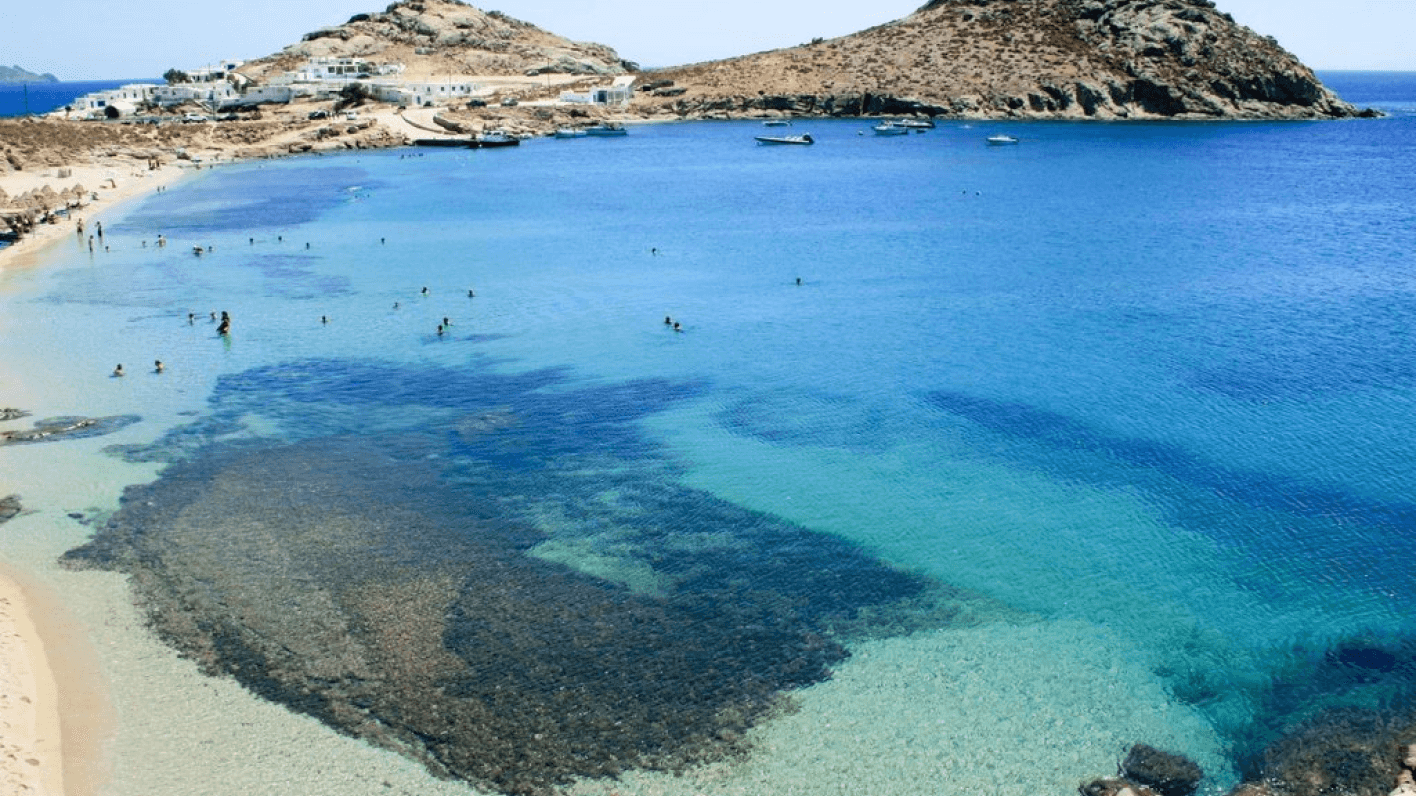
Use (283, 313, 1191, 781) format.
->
(584, 123, 628, 136)
(986, 134, 1020, 145)
(755, 133, 814, 145)
(872, 121, 909, 136)
(763, 119, 792, 127)
(892, 118, 935, 129)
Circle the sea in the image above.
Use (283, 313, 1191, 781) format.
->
(1, 71, 1414, 796)
(0, 79, 160, 117)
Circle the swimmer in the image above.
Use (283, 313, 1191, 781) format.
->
(468, 289, 475, 298)
(113, 364, 124, 377)
(154, 360, 164, 373)
(437, 324, 444, 336)
(393, 301, 400, 309)
(381, 238, 386, 245)
(421, 286, 429, 295)
(795, 277, 802, 285)
(321, 315, 328, 324)
(673, 322, 682, 332)
(217, 320, 230, 336)
(188, 312, 195, 324)
(664, 316, 672, 325)
(443, 316, 451, 327)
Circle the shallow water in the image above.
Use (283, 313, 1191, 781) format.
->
(4, 73, 1416, 795)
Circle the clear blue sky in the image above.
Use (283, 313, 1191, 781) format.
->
(9, 0, 1414, 80)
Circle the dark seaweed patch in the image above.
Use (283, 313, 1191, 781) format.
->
(67, 359, 953, 794)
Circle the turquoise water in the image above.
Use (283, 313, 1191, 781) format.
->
(5, 73, 1416, 793)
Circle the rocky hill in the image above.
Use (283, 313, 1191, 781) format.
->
(0, 65, 58, 84)
(241, 0, 633, 82)
(634, 0, 1372, 120)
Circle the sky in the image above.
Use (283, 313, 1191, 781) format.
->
(7, 0, 1414, 81)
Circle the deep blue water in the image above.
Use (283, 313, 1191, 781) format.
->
(0, 78, 159, 117)
(6, 71, 1416, 792)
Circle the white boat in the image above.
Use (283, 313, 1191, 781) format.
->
(553, 128, 586, 139)
(474, 130, 520, 148)
(755, 133, 814, 145)
(762, 119, 792, 127)
(986, 134, 1020, 145)
(892, 118, 935, 129)
(872, 122, 909, 136)
(584, 123, 628, 137)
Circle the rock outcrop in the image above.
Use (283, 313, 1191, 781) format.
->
(636, 0, 1372, 120)
(242, 0, 632, 81)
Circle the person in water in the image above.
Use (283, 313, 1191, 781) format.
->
(154, 360, 164, 373)
(113, 364, 124, 377)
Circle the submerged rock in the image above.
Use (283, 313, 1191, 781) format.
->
(1122, 744, 1204, 796)
(0, 414, 140, 446)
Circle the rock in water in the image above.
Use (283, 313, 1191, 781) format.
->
(1121, 743, 1204, 796)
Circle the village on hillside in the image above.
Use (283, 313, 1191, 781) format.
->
(63, 56, 636, 121)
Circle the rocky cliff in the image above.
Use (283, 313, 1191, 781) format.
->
(242, 0, 632, 81)
(636, 0, 1372, 120)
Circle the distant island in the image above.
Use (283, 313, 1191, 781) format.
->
(0, 65, 59, 84)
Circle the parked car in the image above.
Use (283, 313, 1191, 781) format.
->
(307, 110, 329, 120)
(182, 113, 208, 123)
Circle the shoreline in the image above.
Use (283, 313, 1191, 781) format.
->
(0, 563, 111, 796)
(0, 159, 193, 275)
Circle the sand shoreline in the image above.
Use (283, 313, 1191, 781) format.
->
(0, 563, 112, 796)
(0, 159, 193, 275)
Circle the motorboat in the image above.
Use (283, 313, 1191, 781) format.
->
(553, 128, 587, 138)
(872, 122, 909, 136)
(986, 134, 1020, 145)
(755, 133, 814, 145)
(473, 130, 520, 148)
(762, 119, 792, 127)
(584, 123, 628, 136)
(892, 118, 935, 129)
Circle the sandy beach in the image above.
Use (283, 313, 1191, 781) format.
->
(0, 567, 64, 796)
(0, 158, 191, 273)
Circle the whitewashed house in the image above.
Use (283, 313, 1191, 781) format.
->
(73, 83, 160, 117)
(559, 75, 636, 106)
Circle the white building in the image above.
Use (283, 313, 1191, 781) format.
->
(293, 57, 404, 83)
(73, 83, 160, 117)
(559, 75, 636, 106)
(373, 80, 483, 107)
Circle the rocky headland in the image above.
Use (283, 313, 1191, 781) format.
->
(0, 65, 58, 84)
(636, 0, 1375, 121)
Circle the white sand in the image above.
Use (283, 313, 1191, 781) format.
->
(0, 160, 191, 275)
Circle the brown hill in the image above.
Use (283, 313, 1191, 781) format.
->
(241, 0, 633, 82)
(634, 0, 1371, 120)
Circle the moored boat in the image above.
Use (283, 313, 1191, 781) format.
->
(986, 134, 1020, 145)
(763, 119, 792, 127)
(584, 123, 628, 137)
(473, 130, 520, 148)
(872, 121, 909, 136)
(892, 118, 935, 129)
(553, 128, 587, 138)
(755, 133, 814, 145)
